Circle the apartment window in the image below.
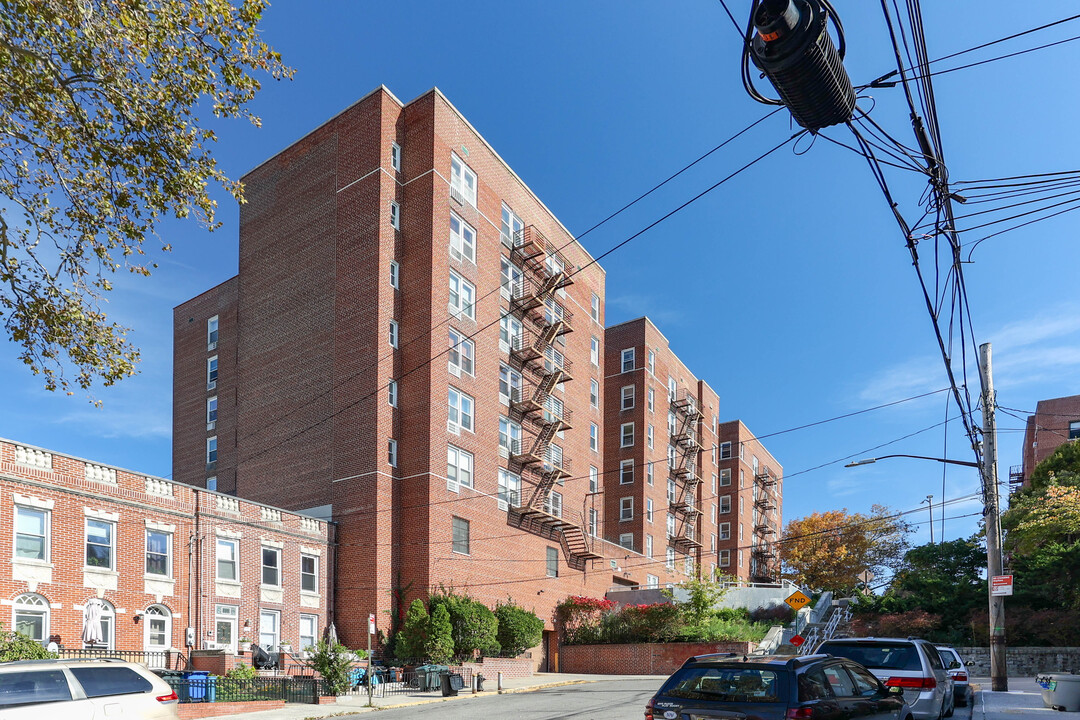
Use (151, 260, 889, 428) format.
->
(720, 442, 732, 459)
(668, 376, 677, 402)
(648, 387, 655, 412)
(301, 554, 318, 593)
(388, 320, 399, 348)
(207, 315, 219, 350)
(448, 271, 475, 320)
(450, 153, 477, 206)
(621, 385, 635, 410)
(667, 411, 677, 437)
(619, 533, 634, 550)
(740, 523, 745, 541)
(666, 547, 676, 570)
(752, 455, 760, 474)
(300, 614, 318, 653)
(685, 556, 694, 576)
(590, 423, 599, 452)
(712, 473, 718, 494)
(646, 498, 654, 522)
(84, 519, 114, 570)
(447, 445, 474, 491)
(546, 547, 559, 577)
(388, 380, 398, 407)
(547, 443, 564, 471)
(389, 260, 399, 288)
(261, 546, 281, 586)
(739, 549, 744, 567)
(545, 490, 563, 518)
(499, 416, 522, 455)
(388, 438, 398, 467)
(500, 257, 522, 298)
(710, 534, 717, 552)
(546, 252, 565, 278)
(206, 436, 217, 465)
(448, 387, 474, 433)
(207, 356, 218, 390)
(620, 422, 635, 447)
(206, 476, 217, 491)
(448, 329, 474, 376)
(499, 365, 522, 404)
(544, 395, 564, 426)
(590, 379, 599, 408)
(590, 336, 599, 366)
(449, 212, 476, 263)
(146, 530, 170, 577)
(646, 535, 654, 558)
(589, 465, 599, 493)
(720, 468, 732, 486)
(216, 539, 238, 582)
(259, 609, 280, 649)
(666, 513, 676, 538)
(720, 549, 731, 567)
(667, 444, 677, 469)
(590, 293, 600, 322)
(647, 424, 654, 449)
(646, 573, 659, 588)
(720, 495, 731, 514)
(620, 459, 634, 484)
(451, 516, 470, 555)
(14, 506, 48, 562)
(390, 201, 400, 229)
(712, 446, 717, 464)
(206, 396, 217, 429)
(667, 478, 677, 504)
(1070, 420, 1080, 440)
(13, 593, 48, 644)
(621, 348, 635, 372)
(589, 508, 599, 537)
(497, 469, 521, 510)
(500, 203, 523, 246)
(499, 314, 522, 349)
(647, 349, 655, 376)
(391, 142, 401, 171)
(646, 462, 654, 485)
(711, 503, 717, 524)
(719, 522, 730, 540)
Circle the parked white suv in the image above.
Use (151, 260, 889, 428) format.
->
(0, 658, 179, 719)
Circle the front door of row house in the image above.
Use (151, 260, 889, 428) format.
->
(144, 605, 171, 667)
(215, 604, 238, 654)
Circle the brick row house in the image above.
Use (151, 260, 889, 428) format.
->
(1015, 393, 1080, 489)
(0, 439, 329, 659)
(170, 85, 786, 651)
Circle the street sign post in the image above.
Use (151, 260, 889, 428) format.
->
(991, 575, 1013, 597)
(786, 591, 811, 639)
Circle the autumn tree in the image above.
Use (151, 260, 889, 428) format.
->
(0, 0, 290, 395)
(780, 505, 912, 592)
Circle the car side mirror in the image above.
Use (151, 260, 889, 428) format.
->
(949, 661, 960, 669)
(888, 686, 905, 696)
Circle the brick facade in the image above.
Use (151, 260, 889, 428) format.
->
(559, 641, 754, 675)
(1020, 394, 1080, 486)
(0, 438, 329, 657)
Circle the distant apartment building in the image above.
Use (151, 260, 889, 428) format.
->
(1015, 393, 1080, 489)
(172, 86, 689, 651)
(0, 438, 329, 657)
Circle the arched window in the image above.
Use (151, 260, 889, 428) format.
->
(144, 604, 172, 663)
(83, 599, 115, 649)
(13, 593, 49, 645)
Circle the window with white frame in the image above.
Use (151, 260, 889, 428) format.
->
(500, 203, 523, 247)
(390, 201, 400, 230)
(667, 478, 677, 504)
(13, 593, 48, 644)
(543, 297, 564, 328)
(543, 395, 564, 425)
(207, 396, 217, 429)
(216, 538, 238, 582)
(590, 379, 599, 408)
(259, 609, 280, 649)
(646, 573, 659, 588)
(447, 445, 473, 491)
(450, 153, 477, 206)
(497, 468, 521, 510)
(449, 212, 476, 263)
(621, 348, 635, 372)
(711, 503, 717, 524)
(666, 513, 676, 538)
(647, 349, 655, 375)
(590, 293, 600, 322)
(739, 549, 744, 567)
(590, 423, 599, 451)
(544, 345, 565, 375)
(85, 599, 115, 649)
(207, 438, 218, 466)
(648, 387, 655, 412)
(448, 271, 475, 320)
(499, 365, 521, 404)
(646, 498, 654, 523)
(712, 473, 718, 493)
(720, 549, 731, 567)
(666, 547, 675, 570)
(590, 336, 599, 366)
(619, 533, 634, 550)
(448, 387, 474, 433)
(207, 476, 217, 491)
(207, 356, 218, 390)
(261, 546, 281, 586)
(646, 535, 654, 558)
(545, 252, 564, 278)
(720, 495, 731, 514)
(720, 468, 732, 486)
(391, 142, 401, 171)
(500, 257, 522, 298)
(711, 533, 717, 552)
(589, 508, 598, 536)
(146, 530, 170, 577)
(647, 425, 654, 449)
(620, 497, 633, 521)
(546, 547, 559, 577)
(448, 328, 474, 376)
(388, 438, 398, 467)
(589, 466, 599, 493)
(300, 614, 318, 653)
(389, 320, 399, 348)
(621, 385, 635, 410)
(389, 260, 399, 289)
(668, 376, 677, 402)
(547, 443, 564, 471)
(685, 556, 694, 576)
(499, 416, 522, 455)
(667, 444, 677, 469)
(647, 462, 654, 485)
(452, 517, 470, 555)
(14, 505, 48, 561)
(85, 518, 114, 570)
(740, 443, 746, 460)
(301, 554, 318, 593)
(620, 422, 634, 447)
(667, 411, 677, 437)
(620, 459, 634, 484)
(388, 380, 398, 407)
(207, 315, 219, 349)
(499, 314, 522, 350)
(545, 490, 563, 518)
(740, 523, 745, 541)
(720, 441, 732, 459)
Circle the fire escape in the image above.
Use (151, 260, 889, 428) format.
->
(751, 467, 778, 582)
(669, 389, 702, 556)
(503, 226, 601, 570)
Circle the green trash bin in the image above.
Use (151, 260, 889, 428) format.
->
(414, 664, 448, 691)
(154, 669, 187, 703)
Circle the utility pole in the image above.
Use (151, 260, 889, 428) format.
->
(923, 495, 934, 544)
(980, 343, 1008, 692)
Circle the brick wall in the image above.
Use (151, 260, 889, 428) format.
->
(559, 641, 754, 675)
(459, 656, 534, 679)
(178, 700, 285, 719)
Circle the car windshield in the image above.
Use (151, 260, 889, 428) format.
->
(818, 642, 921, 671)
(662, 667, 782, 702)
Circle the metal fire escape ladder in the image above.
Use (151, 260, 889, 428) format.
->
(751, 468, 778, 582)
(670, 389, 703, 554)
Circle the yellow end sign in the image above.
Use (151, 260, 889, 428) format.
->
(785, 591, 811, 610)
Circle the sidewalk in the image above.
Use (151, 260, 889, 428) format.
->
(225, 672, 659, 720)
(971, 677, 1078, 720)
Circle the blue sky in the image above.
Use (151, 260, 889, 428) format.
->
(3, 1, 1079, 550)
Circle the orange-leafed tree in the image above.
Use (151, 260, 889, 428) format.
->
(780, 505, 912, 592)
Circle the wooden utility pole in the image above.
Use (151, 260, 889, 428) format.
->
(980, 343, 1008, 692)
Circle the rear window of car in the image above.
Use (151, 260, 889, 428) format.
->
(69, 666, 153, 698)
(0, 669, 72, 707)
(938, 649, 959, 666)
(818, 642, 921, 671)
(661, 666, 783, 703)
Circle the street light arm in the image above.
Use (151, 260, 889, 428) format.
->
(843, 453, 980, 468)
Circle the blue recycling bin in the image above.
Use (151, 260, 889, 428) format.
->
(207, 675, 217, 703)
(184, 671, 210, 702)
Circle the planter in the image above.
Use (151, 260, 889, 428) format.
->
(278, 643, 292, 654)
(238, 642, 251, 653)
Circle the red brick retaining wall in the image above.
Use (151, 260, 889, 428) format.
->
(459, 656, 534, 679)
(560, 642, 754, 675)
(178, 700, 285, 719)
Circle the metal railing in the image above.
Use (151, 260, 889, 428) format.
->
(339, 666, 475, 698)
(57, 648, 187, 670)
(165, 676, 326, 704)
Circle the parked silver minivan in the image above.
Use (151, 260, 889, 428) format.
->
(816, 638, 953, 720)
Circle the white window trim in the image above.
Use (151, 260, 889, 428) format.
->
(389, 260, 400, 289)
(391, 142, 401, 171)
(448, 386, 474, 434)
(300, 554, 319, 594)
(388, 438, 398, 468)
(388, 380, 398, 407)
(389, 320, 399, 348)
(620, 459, 634, 484)
(450, 152, 477, 207)
(447, 445, 474, 492)
(620, 497, 634, 521)
(145, 528, 172, 579)
(261, 545, 282, 588)
(621, 348, 635, 372)
(620, 422, 635, 448)
(448, 271, 475, 320)
(207, 356, 218, 391)
(216, 537, 239, 583)
(390, 201, 400, 230)
(449, 211, 477, 264)
(621, 385, 635, 410)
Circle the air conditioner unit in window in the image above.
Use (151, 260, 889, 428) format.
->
(447, 422, 460, 436)
(207, 381, 216, 391)
(208, 341, 218, 351)
(207, 422, 216, 431)
(450, 186, 465, 205)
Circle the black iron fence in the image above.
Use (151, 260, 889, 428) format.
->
(57, 648, 188, 670)
(164, 676, 328, 704)
(340, 666, 475, 698)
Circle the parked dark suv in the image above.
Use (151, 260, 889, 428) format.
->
(646, 653, 912, 720)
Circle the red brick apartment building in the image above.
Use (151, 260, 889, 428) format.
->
(173, 86, 700, 650)
(1015, 394, 1080, 488)
(603, 319, 782, 586)
(0, 438, 329, 657)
